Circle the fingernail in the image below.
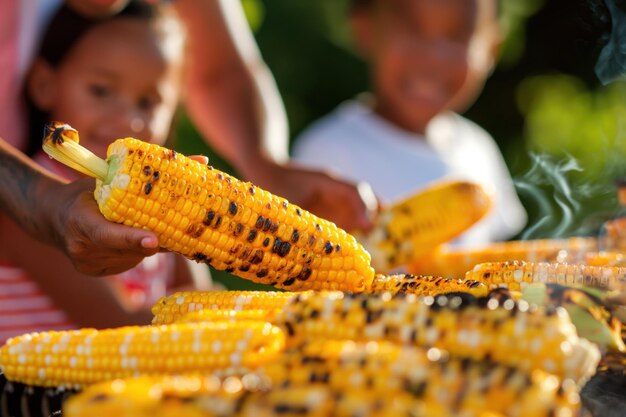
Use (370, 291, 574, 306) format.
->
(141, 236, 158, 249)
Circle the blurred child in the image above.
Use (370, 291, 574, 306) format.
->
(293, 0, 526, 246)
(0, 1, 213, 344)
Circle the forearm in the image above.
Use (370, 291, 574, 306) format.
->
(183, 64, 265, 166)
(0, 137, 65, 247)
(175, 0, 288, 179)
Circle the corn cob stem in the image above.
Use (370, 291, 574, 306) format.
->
(42, 123, 110, 181)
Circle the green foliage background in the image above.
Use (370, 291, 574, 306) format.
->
(175, 0, 626, 288)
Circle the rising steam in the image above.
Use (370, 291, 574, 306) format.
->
(514, 153, 618, 239)
(593, 0, 626, 84)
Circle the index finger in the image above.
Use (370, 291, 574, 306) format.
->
(93, 221, 160, 256)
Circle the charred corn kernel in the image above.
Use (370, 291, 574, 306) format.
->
(260, 341, 580, 417)
(277, 292, 600, 383)
(466, 260, 626, 292)
(369, 274, 488, 297)
(175, 309, 280, 324)
(64, 374, 267, 417)
(0, 321, 285, 388)
(151, 291, 302, 325)
(43, 124, 375, 292)
(409, 237, 599, 278)
(359, 181, 492, 272)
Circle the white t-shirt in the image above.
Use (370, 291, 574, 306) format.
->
(292, 100, 527, 247)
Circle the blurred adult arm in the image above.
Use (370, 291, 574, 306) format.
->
(174, 0, 377, 231)
(0, 137, 159, 275)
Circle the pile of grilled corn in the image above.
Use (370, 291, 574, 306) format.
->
(0, 124, 623, 416)
(0, 289, 599, 417)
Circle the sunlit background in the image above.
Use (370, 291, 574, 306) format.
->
(174, 0, 626, 289)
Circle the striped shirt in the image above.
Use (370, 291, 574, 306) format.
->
(0, 261, 74, 345)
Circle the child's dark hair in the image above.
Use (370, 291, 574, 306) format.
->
(23, 1, 158, 156)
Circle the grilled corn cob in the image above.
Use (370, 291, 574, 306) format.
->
(358, 181, 492, 272)
(261, 341, 580, 417)
(43, 123, 375, 292)
(276, 292, 600, 382)
(369, 274, 488, 297)
(466, 260, 626, 292)
(0, 321, 284, 388)
(409, 237, 599, 278)
(63, 341, 581, 417)
(151, 291, 301, 325)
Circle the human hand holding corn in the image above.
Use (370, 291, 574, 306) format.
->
(43, 122, 376, 292)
